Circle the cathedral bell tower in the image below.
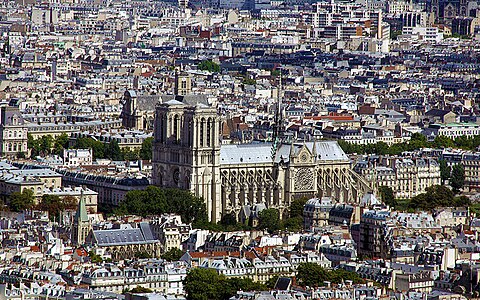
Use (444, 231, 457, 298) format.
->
(152, 99, 222, 222)
(71, 192, 91, 246)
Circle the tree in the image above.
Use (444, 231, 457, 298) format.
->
(433, 135, 455, 149)
(128, 286, 153, 293)
(183, 268, 266, 300)
(439, 159, 451, 185)
(114, 186, 208, 225)
(38, 194, 65, 221)
(139, 137, 153, 160)
(451, 164, 465, 194)
(243, 77, 256, 85)
(9, 189, 35, 212)
(39, 135, 54, 155)
(289, 198, 307, 219)
(258, 208, 281, 234)
(27, 133, 41, 157)
(183, 268, 225, 300)
(75, 137, 105, 159)
(134, 251, 152, 259)
(122, 147, 139, 161)
(63, 195, 78, 210)
(161, 248, 184, 262)
(409, 185, 454, 210)
(88, 250, 103, 263)
(296, 263, 364, 288)
(198, 60, 220, 73)
(379, 186, 395, 206)
(296, 263, 328, 287)
(106, 140, 123, 161)
(408, 133, 429, 150)
(53, 133, 69, 155)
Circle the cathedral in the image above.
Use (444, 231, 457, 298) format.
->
(152, 100, 373, 222)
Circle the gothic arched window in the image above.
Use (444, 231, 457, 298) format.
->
(173, 115, 179, 142)
(200, 118, 205, 147)
(206, 118, 211, 147)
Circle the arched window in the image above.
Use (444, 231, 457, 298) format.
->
(173, 115, 179, 142)
(206, 118, 211, 147)
(200, 118, 205, 147)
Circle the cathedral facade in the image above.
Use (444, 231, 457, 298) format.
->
(152, 100, 372, 222)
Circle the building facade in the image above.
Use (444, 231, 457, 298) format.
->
(0, 106, 28, 157)
(152, 101, 373, 222)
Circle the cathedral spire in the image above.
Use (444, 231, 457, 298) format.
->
(75, 191, 89, 223)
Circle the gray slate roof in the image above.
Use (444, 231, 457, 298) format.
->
(92, 222, 158, 246)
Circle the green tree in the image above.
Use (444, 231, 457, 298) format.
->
(106, 140, 123, 160)
(243, 77, 256, 85)
(433, 135, 455, 149)
(88, 250, 103, 263)
(27, 133, 41, 157)
(40, 135, 54, 155)
(134, 251, 152, 259)
(161, 248, 184, 262)
(53, 133, 69, 155)
(38, 194, 65, 221)
(122, 148, 139, 161)
(183, 268, 225, 300)
(379, 186, 395, 206)
(282, 216, 303, 232)
(408, 133, 429, 150)
(139, 137, 153, 160)
(451, 164, 465, 194)
(409, 185, 454, 210)
(439, 159, 451, 185)
(296, 263, 329, 287)
(115, 186, 207, 225)
(258, 208, 281, 234)
(198, 60, 220, 73)
(9, 189, 35, 212)
(296, 263, 364, 287)
(128, 286, 153, 293)
(453, 195, 471, 207)
(74, 137, 105, 159)
(183, 268, 266, 300)
(391, 30, 402, 40)
(289, 198, 307, 219)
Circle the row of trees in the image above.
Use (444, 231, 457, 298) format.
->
(296, 263, 365, 287)
(379, 185, 471, 211)
(114, 186, 208, 225)
(183, 268, 267, 300)
(28, 133, 69, 157)
(9, 189, 77, 220)
(117, 187, 307, 233)
(183, 263, 364, 300)
(338, 133, 480, 156)
(28, 134, 154, 161)
(199, 198, 307, 233)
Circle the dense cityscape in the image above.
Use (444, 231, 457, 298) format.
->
(1, 0, 480, 299)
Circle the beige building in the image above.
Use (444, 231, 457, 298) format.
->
(355, 156, 441, 199)
(0, 106, 28, 158)
(152, 100, 372, 222)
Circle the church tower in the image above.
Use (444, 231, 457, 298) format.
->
(71, 193, 91, 246)
(152, 100, 222, 222)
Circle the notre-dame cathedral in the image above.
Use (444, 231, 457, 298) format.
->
(152, 100, 372, 222)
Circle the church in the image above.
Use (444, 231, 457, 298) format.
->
(152, 100, 373, 222)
